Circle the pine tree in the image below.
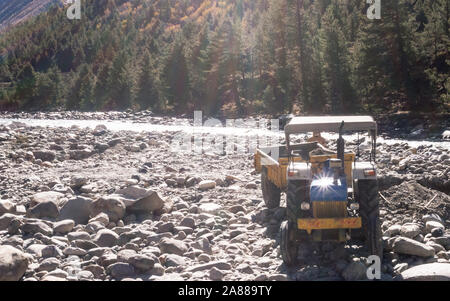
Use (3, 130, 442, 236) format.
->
(320, 1, 357, 113)
(107, 51, 135, 110)
(15, 64, 37, 108)
(136, 51, 160, 110)
(163, 39, 191, 113)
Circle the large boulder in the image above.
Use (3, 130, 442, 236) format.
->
(393, 237, 436, 257)
(400, 223, 421, 239)
(0, 200, 15, 215)
(0, 246, 31, 281)
(21, 220, 53, 236)
(90, 196, 125, 223)
(399, 263, 450, 281)
(93, 229, 119, 248)
(27, 201, 59, 219)
(114, 186, 165, 214)
(53, 220, 75, 234)
(0, 214, 18, 231)
(58, 197, 93, 225)
(158, 238, 188, 256)
(31, 191, 65, 207)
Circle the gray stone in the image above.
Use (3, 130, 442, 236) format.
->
(72, 240, 99, 251)
(67, 231, 91, 241)
(33, 150, 56, 162)
(209, 267, 225, 281)
(21, 220, 53, 236)
(180, 217, 195, 229)
(0, 213, 17, 231)
(422, 214, 443, 224)
(107, 263, 136, 279)
(342, 261, 367, 281)
(93, 229, 119, 247)
(400, 223, 421, 238)
(90, 197, 125, 223)
(426, 221, 445, 233)
(53, 220, 75, 234)
(124, 189, 165, 214)
(159, 238, 188, 256)
(58, 197, 93, 225)
(69, 148, 93, 160)
(164, 254, 186, 267)
(117, 249, 137, 263)
(198, 180, 216, 190)
(199, 203, 222, 215)
(27, 201, 59, 219)
(63, 247, 87, 256)
(88, 213, 109, 226)
(399, 263, 450, 281)
(0, 246, 31, 281)
(0, 200, 15, 215)
(186, 261, 232, 273)
(157, 222, 174, 234)
(129, 254, 156, 272)
(393, 237, 436, 257)
(31, 191, 65, 207)
(37, 258, 60, 272)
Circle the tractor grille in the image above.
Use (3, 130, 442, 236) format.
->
(312, 201, 347, 218)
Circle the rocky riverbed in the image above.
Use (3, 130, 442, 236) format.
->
(0, 112, 449, 281)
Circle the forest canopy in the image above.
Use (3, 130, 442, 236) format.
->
(0, 0, 448, 117)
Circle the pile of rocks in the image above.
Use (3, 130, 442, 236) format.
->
(0, 113, 449, 281)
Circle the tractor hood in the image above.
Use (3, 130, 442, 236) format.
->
(310, 177, 348, 202)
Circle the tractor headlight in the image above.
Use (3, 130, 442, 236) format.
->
(300, 202, 310, 210)
(349, 203, 359, 210)
(364, 169, 376, 177)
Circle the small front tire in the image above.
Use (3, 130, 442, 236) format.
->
(280, 221, 298, 267)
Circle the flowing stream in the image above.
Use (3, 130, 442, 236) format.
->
(0, 118, 448, 150)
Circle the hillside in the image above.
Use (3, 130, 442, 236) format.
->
(0, 0, 62, 32)
(0, 0, 448, 116)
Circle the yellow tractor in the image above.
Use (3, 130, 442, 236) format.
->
(254, 116, 382, 266)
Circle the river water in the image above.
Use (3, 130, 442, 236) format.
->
(0, 118, 448, 150)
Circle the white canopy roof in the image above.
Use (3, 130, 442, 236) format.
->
(285, 116, 377, 134)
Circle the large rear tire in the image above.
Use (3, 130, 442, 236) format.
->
(358, 180, 383, 261)
(286, 180, 309, 225)
(261, 167, 281, 209)
(280, 221, 298, 267)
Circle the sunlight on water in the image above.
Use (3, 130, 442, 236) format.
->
(0, 118, 448, 150)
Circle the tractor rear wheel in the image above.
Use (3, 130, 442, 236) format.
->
(286, 180, 309, 225)
(261, 167, 281, 209)
(280, 220, 298, 266)
(358, 180, 383, 261)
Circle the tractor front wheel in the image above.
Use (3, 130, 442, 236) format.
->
(358, 180, 383, 261)
(286, 180, 309, 225)
(280, 220, 298, 267)
(261, 167, 281, 209)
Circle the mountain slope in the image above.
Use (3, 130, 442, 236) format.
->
(0, 0, 448, 115)
(0, 0, 61, 32)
